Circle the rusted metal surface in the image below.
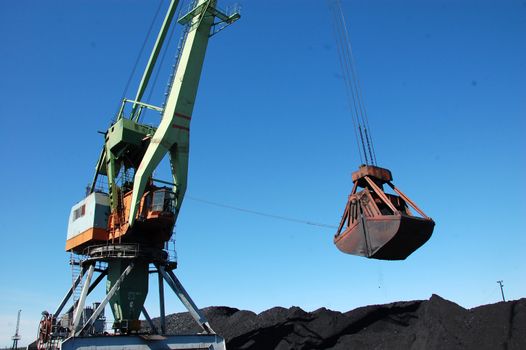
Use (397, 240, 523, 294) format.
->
(351, 165, 392, 184)
(386, 181, 430, 219)
(335, 165, 434, 260)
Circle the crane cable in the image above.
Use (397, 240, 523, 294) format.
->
(187, 196, 338, 230)
(113, 0, 165, 122)
(145, 6, 179, 112)
(328, 0, 377, 166)
(100, 2, 334, 231)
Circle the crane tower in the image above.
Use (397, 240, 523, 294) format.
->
(33, 1, 239, 349)
(12, 309, 21, 349)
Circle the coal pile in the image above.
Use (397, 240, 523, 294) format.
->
(145, 294, 525, 350)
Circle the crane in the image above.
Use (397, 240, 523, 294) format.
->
(34, 1, 239, 349)
(66, 0, 239, 254)
(11, 309, 21, 349)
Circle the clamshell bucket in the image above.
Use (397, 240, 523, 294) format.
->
(334, 165, 434, 260)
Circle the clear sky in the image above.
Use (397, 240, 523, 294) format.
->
(0, 0, 524, 347)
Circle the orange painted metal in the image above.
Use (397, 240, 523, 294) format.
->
(67, 186, 175, 254)
(65, 227, 108, 252)
(108, 187, 175, 248)
(334, 165, 434, 260)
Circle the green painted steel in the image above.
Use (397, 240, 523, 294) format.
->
(104, 118, 157, 210)
(128, 0, 234, 226)
(87, 0, 239, 327)
(106, 260, 148, 327)
(131, 0, 180, 119)
(93, 0, 239, 219)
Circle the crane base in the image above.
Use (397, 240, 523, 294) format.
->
(60, 334, 226, 350)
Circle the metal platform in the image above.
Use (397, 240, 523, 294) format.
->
(33, 243, 221, 349)
(60, 334, 226, 350)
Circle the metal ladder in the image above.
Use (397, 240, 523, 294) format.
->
(70, 253, 83, 312)
(162, 18, 191, 110)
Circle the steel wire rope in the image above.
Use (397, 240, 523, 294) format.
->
(187, 196, 338, 230)
(330, 2, 365, 163)
(338, 7, 376, 166)
(334, 1, 373, 164)
(328, 2, 364, 164)
(330, 2, 369, 164)
(143, 5, 180, 122)
(335, 0, 378, 165)
(333, 0, 373, 165)
(112, 0, 165, 122)
(332, 1, 367, 163)
(330, 0, 370, 164)
(329, 0, 378, 165)
(145, 22, 176, 105)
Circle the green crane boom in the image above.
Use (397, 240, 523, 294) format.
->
(129, 0, 216, 226)
(90, 0, 239, 230)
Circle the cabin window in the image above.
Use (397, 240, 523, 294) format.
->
(73, 204, 86, 221)
(152, 191, 166, 212)
(151, 189, 175, 213)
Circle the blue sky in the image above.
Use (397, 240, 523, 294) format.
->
(0, 0, 524, 347)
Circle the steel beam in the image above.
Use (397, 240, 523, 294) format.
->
(158, 270, 166, 334)
(72, 264, 95, 331)
(128, 0, 216, 226)
(359, 204, 372, 257)
(141, 306, 158, 334)
(158, 266, 214, 334)
(132, 0, 180, 119)
(364, 176, 399, 214)
(76, 262, 134, 336)
(65, 269, 108, 316)
(90, 147, 106, 193)
(53, 265, 87, 317)
(386, 181, 430, 219)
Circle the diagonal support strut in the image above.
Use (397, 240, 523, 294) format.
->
(76, 262, 135, 336)
(157, 265, 214, 334)
(53, 264, 88, 318)
(141, 306, 159, 335)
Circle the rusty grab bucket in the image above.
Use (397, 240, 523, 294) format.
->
(334, 165, 435, 260)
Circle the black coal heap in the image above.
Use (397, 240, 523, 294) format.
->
(144, 295, 525, 350)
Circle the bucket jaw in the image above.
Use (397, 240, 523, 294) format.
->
(334, 165, 435, 260)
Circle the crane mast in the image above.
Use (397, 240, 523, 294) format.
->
(49, 1, 240, 348)
(11, 309, 21, 349)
